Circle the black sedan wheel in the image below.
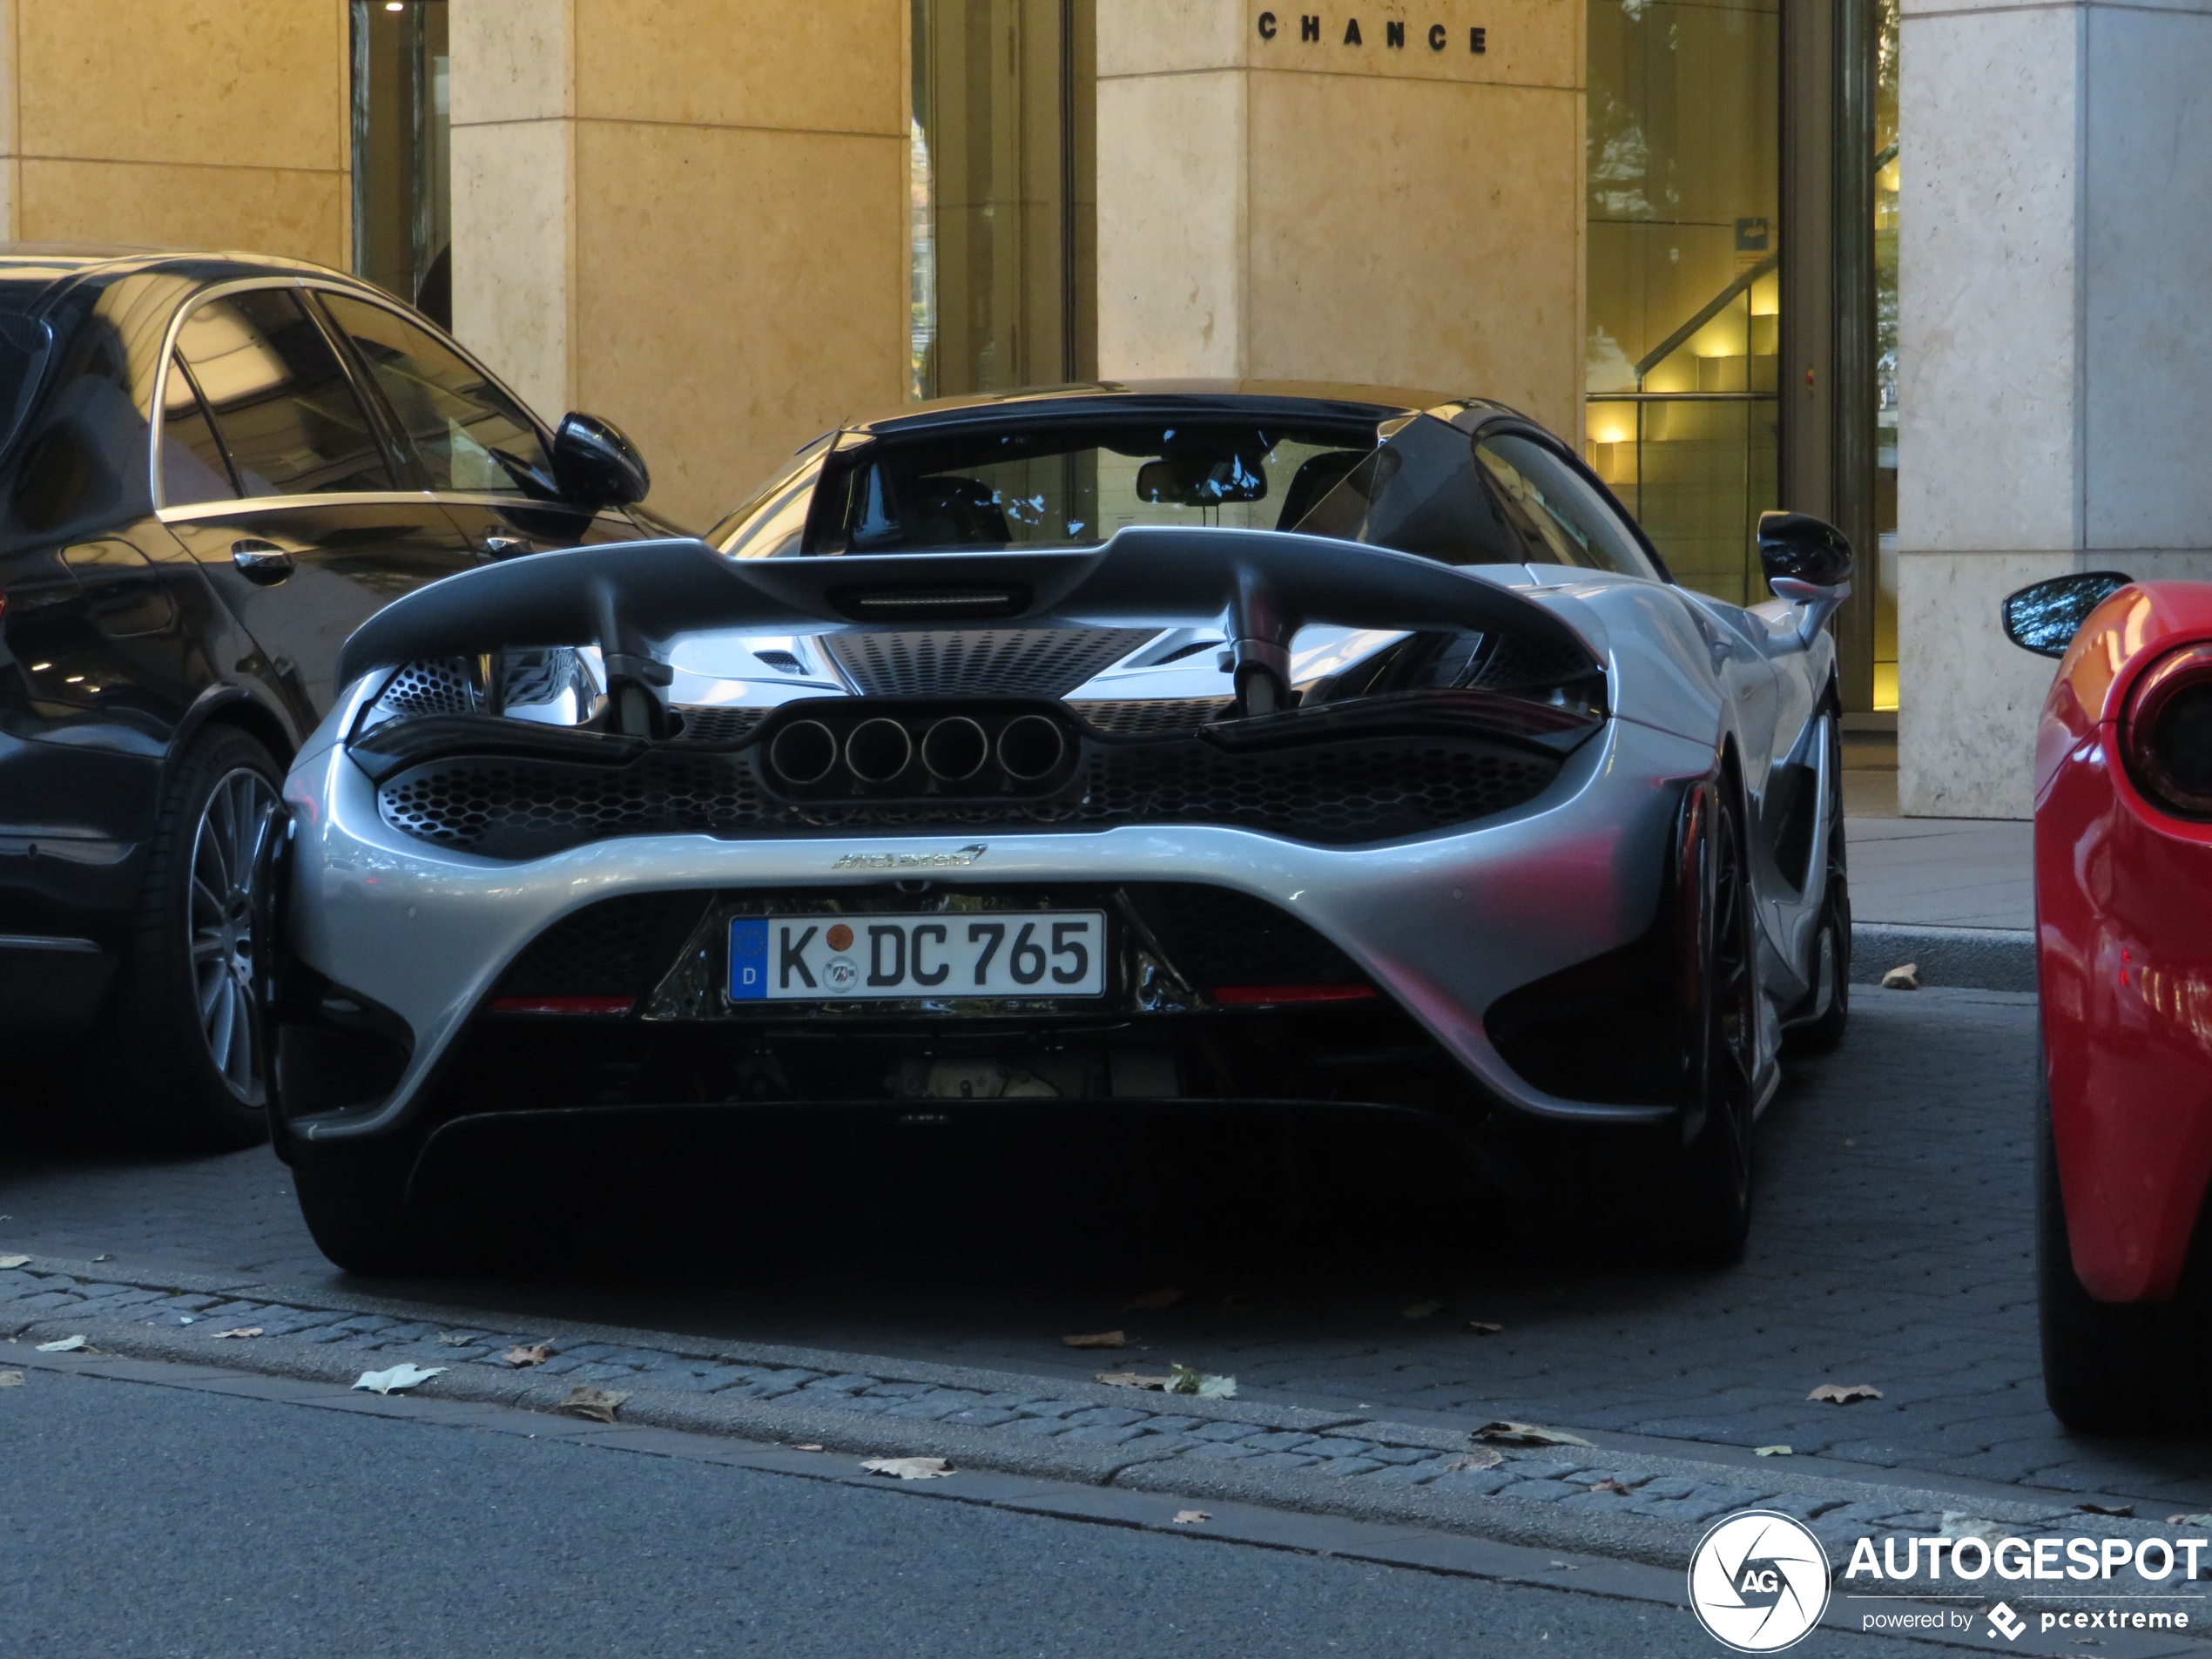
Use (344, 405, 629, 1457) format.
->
(107, 727, 283, 1149)
(1668, 778, 1760, 1262)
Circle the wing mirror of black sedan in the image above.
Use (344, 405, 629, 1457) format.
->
(2001, 571, 2135, 658)
(552, 412, 651, 509)
(1757, 511, 1852, 645)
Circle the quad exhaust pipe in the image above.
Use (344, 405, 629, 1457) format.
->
(763, 709, 1073, 792)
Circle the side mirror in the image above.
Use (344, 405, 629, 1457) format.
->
(552, 412, 650, 509)
(2000, 571, 2134, 658)
(1757, 511, 1854, 593)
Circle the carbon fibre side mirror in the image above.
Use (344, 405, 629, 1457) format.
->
(2000, 572, 2134, 658)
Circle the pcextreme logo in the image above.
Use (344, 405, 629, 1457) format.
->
(1688, 1511, 1831, 1651)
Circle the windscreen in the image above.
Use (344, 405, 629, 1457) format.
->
(823, 421, 1374, 553)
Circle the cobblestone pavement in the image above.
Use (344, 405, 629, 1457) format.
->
(7, 984, 2209, 1522)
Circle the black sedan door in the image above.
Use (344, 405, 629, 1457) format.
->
(155, 285, 483, 729)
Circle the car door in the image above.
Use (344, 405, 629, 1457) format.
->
(154, 284, 484, 728)
(311, 290, 652, 559)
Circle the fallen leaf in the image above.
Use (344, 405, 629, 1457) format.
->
(1167, 1363, 1237, 1398)
(176, 1316, 196, 1325)
(1443, 1449, 1505, 1473)
(35, 1335, 87, 1353)
(1062, 1331, 1126, 1349)
(558, 1386, 628, 1423)
(1942, 1512, 2010, 1543)
(862, 1456, 952, 1480)
(354, 1363, 443, 1394)
(2076, 1501, 2134, 1517)
(1807, 1382, 1883, 1405)
(792, 1444, 825, 1453)
(1755, 1445, 1794, 1457)
(91, 1253, 113, 1263)
(1401, 1299, 1445, 1320)
(2168, 1513, 2212, 1527)
(1123, 1286, 1184, 1312)
(0, 1370, 22, 1386)
(1096, 1372, 1174, 1390)
(1880, 963, 1920, 991)
(209, 1327, 263, 1340)
(0, 1255, 30, 1270)
(1463, 1320, 1504, 1335)
(435, 1332, 481, 1347)
(502, 1343, 555, 1368)
(1588, 1477, 1635, 1494)
(1474, 1420, 1593, 1448)
(1170, 1509, 1211, 1525)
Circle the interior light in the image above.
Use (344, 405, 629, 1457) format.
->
(30, 662, 50, 671)
(385, 2, 405, 10)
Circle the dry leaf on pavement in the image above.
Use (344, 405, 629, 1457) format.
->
(2169, 1513, 2212, 1527)
(1473, 1420, 1593, 1448)
(353, 1363, 443, 1394)
(862, 1456, 953, 1480)
(209, 1327, 263, 1340)
(1096, 1372, 1174, 1390)
(1123, 1287, 1184, 1312)
(1442, 1449, 1505, 1474)
(1807, 1382, 1884, 1405)
(0, 1255, 30, 1270)
(35, 1336, 87, 1353)
(1463, 1320, 1504, 1335)
(1171, 1509, 1211, 1525)
(435, 1332, 480, 1347)
(0, 1371, 22, 1387)
(1167, 1364, 1237, 1398)
(1400, 1299, 1445, 1319)
(558, 1386, 628, 1423)
(1880, 963, 1920, 990)
(1755, 1445, 1794, 1457)
(1062, 1331, 1126, 1349)
(1588, 1478, 1636, 1494)
(502, 1343, 555, 1368)
(2076, 1502, 2134, 1517)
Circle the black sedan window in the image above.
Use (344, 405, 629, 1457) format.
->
(176, 288, 393, 496)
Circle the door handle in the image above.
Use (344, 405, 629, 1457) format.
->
(231, 539, 295, 585)
(482, 535, 527, 556)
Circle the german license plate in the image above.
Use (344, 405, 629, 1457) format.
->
(728, 912, 1107, 1001)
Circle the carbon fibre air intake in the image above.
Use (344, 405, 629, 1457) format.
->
(333, 527, 1605, 698)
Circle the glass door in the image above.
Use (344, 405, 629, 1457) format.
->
(351, 0, 452, 328)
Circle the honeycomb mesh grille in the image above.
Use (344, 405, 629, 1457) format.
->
(491, 892, 709, 999)
(1129, 884, 1367, 987)
(1468, 631, 1598, 691)
(372, 659, 480, 721)
(1070, 698, 1234, 737)
(378, 734, 1558, 860)
(824, 628, 1157, 698)
(671, 706, 772, 744)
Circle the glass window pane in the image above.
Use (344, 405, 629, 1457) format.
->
(158, 353, 237, 506)
(352, 0, 452, 327)
(178, 289, 392, 496)
(1477, 435, 1658, 578)
(319, 293, 553, 495)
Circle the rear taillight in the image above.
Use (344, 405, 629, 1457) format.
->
(2123, 643, 2212, 817)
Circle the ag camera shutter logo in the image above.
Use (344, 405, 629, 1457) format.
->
(1688, 1510, 1832, 1651)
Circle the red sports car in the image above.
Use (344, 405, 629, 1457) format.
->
(2006, 571, 2212, 1429)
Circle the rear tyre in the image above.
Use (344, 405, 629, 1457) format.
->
(1791, 711, 1851, 1054)
(105, 726, 284, 1150)
(1666, 779, 1760, 1264)
(2038, 1063, 2212, 1431)
(294, 1152, 434, 1277)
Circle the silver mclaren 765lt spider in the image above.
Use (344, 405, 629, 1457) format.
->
(266, 382, 1855, 1272)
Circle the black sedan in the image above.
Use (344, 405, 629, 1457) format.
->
(0, 246, 668, 1146)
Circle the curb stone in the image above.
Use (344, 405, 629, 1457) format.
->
(1852, 922, 2035, 993)
(0, 1257, 2172, 1583)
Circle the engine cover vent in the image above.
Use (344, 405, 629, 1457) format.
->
(824, 628, 1157, 698)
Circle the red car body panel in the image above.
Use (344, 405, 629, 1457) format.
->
(2038, 581, 2212, 1301)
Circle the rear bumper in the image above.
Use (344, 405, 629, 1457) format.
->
(283, 711, 1723, 1143)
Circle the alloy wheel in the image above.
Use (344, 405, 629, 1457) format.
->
(188, 766, 281, 1102)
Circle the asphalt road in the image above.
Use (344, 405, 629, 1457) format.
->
(0, 1359, 1914, 1658)
(7, 983, 2206, 1514)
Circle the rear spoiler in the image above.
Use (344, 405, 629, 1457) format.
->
(335, 526, 1601, 718)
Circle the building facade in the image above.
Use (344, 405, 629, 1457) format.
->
(0, 0, 2199, 815)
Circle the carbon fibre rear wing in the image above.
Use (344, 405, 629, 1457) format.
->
(334, 525, 1602, 724)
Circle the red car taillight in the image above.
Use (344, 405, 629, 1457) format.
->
(2123, 642, 2212, 817)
